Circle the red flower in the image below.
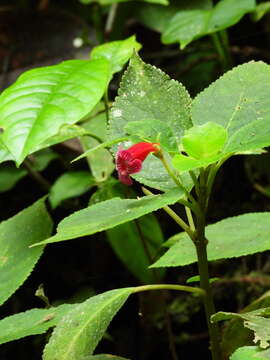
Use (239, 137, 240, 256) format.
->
(116, 142, 159, 185)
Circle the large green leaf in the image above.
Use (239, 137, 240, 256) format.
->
(162, 0, 255, 48)
(192, 61, 270, 155)
(230, 346, 266, 360)
(0, 59, 110, 165)
(43, 288, 133, 360)
(32, 187, 183, 246)
(151, 212, 270, 268)
(91, 35, 142, 75)
(49, 171, 96, 209)
(0, 197, 53, 305)
(212, 308, 270, 349)
(108, 52, 192, 190)
(0, 303, 74, 345)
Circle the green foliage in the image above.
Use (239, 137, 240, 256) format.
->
(43, 288, 133, 360)
(32, 187, 183, 246)
(161, 0, 255, 48)
(0, 59, 110, 165)
(212, 308, 270, 349)
(152, 212, 270, 268)
(252, 1, 270, 21)
(230, 346, 266, 360)
(192, 61, 270, 154)
(0, 304, 75, 345)
(49, 171, 96, 209)
(91, 35, 142, 75)
(0, 197, 52, 305)
(108, 52, 192, 190)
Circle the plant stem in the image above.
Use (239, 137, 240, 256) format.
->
(104, 88, 110, 125)
(194, 168, 221, 360)
(211, 32, 231, 71)
(104, 3, 118, 40)
(23, 159, 50, 191)
(133, 284, 205, 296)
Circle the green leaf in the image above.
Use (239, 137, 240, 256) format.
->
(32, 187, 183, 246)
(162, 0, 255, 48)
(43, 288, 134, 360)
(107, 214, 165, 283)
(0, 59, 110, 165)
(192, 61, 270, 154)
(81, 113, 115, 182)
(230, 346, 265, 360)
(0, 303, 75, 345)
(182, 122, 228, 159)
(108, 52, 192, 190)
(172, 153, 222, 172)
(151, 212, 270, 268)
(212, 308, 270, 349)
(0, 197, 53, 305)
(252, 1, 270, 21)
(91, 36, 142, 75)
(49, 171, 96, 209)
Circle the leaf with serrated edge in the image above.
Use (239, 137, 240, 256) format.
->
(0, 197, 52, 305)
(43, 288, 133, 360)
(0, 58, 109, 165)
(32, 187, 183, 246)
(151, 212, 270, 268)
(108, 52, 192, 190)
(192, 61, 270, 154)
(0, 304, 74, 345)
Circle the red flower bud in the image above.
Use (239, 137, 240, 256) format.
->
(116, 142, 159, 185)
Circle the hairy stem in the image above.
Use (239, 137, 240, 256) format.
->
(133, 284, 205, 296)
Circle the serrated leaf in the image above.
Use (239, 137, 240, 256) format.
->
(91, 36, 142, 75)
(108, 52, 192, 190)
(43, 288, 134, 360)
(0, 58, 110, 165)
(151, 212, 270, 268)
(32, 187, 183, 246)
(0, 303, 75, 345)
(49, 171, 96, 209)
(192, 61, 270, 154)
(230, 346, 265, 360)
(212, 308, 270, 349)
(0, 197, 53, 305)
(162, 0, 255, 48)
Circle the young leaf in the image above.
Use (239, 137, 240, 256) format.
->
(32, 187, 183, 246)
(43, 288, 134, 360)
(0, 197, 53, 305)
(49, 171, 96, 209)
(151, 212, 270, 268)
(108, 52, 192, 190)
(0, 304, 75, 345)
(0, 58, 110, 165)
(162, 0, 255, 48)
(91, 35, 142, 75)
(192, 61, 270, 154)
(230, 346, 265, 360)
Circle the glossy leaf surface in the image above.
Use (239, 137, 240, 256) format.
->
(152, 212, 270, 268)
(0, 198, 53, 305)
(43, 288, 133, 360)
(0, 59, 109, 165)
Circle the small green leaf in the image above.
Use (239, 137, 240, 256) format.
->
(230, 346, 265, 360)
(186, 275, 219, 284)
(182, 122, 228, 159)
(0, 197, 53, 305)
(43, 288, 134, 360)
(91, 36, 142, 75)
(162, 0, 255, 48)
(252, 1, 270, 21)
(49, 171, 96, 209)
(32, 187, 183, 246)
(0, 304, 75, 345)
(108, 52, 192, 190)
(0, 164, 27, 192)
(0, 59, 110, 165)
(192, 61, 270, 154)
(151, 212, 270, 268)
